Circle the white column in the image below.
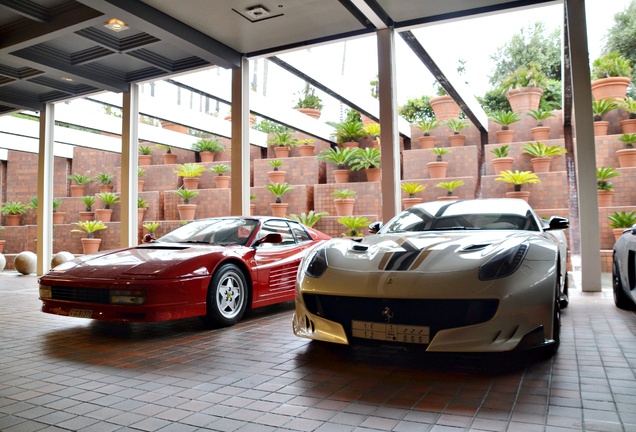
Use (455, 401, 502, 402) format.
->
(230, 57, 250, 216)
(121, 84, 140, 246)
(37, 103, 55, 275)
(377, 28, 401, 222)
(566, 0, 602, 291)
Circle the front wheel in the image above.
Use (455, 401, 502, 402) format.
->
(613, 256, 635, 310)
(204, 263, 249, 327)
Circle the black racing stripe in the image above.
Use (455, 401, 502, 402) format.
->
(386, 250, 420, 271)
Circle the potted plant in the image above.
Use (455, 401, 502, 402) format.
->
(294, 85, 323, 119)
(428, 147, 451, 179)
(495, 170, 540, 202)
(592, 98, 618, 136)
(264, 182, 294, 217)
(618, 97, 636, 133)
(616, 133, 636, 167)
(157, 144, 177, 164)
(337, 216, 371, 238)
(173, 187, 199, 220)
(332, 119, 365, 148)
(94, 172, 115, 193)
(210, 164, 230, 188)
(137, 167, 146, 192)
(502, 62, 548, 114)
(597, 166, 621, 207)
(415, 118, 439, 148)
(490, 145, 514, 173)
(289, 211, 329, 228)
(363, 123, 381, 148)
(143, 221, 161, 240)
(429, 88, 461, 121)
(138, 198, 148, 223)
(444, 118, 469, 146)
(332, 188, 357, 217)
(71, 220, 107, 254)
(608, 211, 636, 241)
(267, 131, 299, 158)
(528, 108, 556, 140)
(192, 138, 225, 163)
(52, 198, 65, 225)
(1, 201, 28, 226)
(350, 147, 381, 181)
(68, 173, 93, 197)
(267, 159, 286, 184)
(174, 163, 206, 189)
(138, 145, 153, 165)
(401, 182, 425, 209)
(95, 192, 120, 222)
(489, 111, 521, 144)
(317, 147, 356, 183)
(79, 196, 95, 222)
(250, 194, 257, 216)
(298, 139, 316, 156)
(0, 226, 5, 253)
(522, 142, 567, 173)
(436, 180, 464, 200)
(591, 51, 632, 101)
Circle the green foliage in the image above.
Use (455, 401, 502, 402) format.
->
(344, 109, 362, 123)
(289, 211, 329, 228)
(317, 146, 356, 169)
(94, 172, 114, 185)
(522, 142, 567, 157)
(618, 97, 636, 118)
(156, 144, 172, 154)
(491, 145, 510, 158)
(604, 2, 636, 82)
(268, 160, 283, 170)
(253, 119, 292, 134)
(350, 147, 381, 170)
(332, 189, 357, 199)
(137, 198, 149, 209)
(436, 180, 464, 195)
(267, 131, 299, 148)
(293, 85, 323, 110)
(489, 111, 521, 129)
(618, 133, 636, 148)
(27, 196, 38, 210)
(68, 173, 93, 185)
(72, 220, 107, 238)
(495, 170, 540, 191)
(143, 221, 161, 234)
(174, 163, 206, 178)
(173, 187, 199, 204)
(501, 62, 548, 90)
(398, 95, 434, 123)
(476, 88, 510, 114)
(591, 51, 633, 79)
(527, 108, 556, 126)
(608, 211, 636, 229)
(137, 167, 146, 177)
(431, 147, 451, 161)
(96, 192, 120, 208)
(332, 120, 365, 144)
(363, 122, 380, 138)
(415, 118, 440, 135)
(337, 216, 371, 237)
(444, 118, 469, 134)
(192, 138, 225, 153)
(210, 164, 230, 175)
(264, 183, 293, 203)
(592, 99, 618, 120)
(80, 196, 95, 211)
(540, 79, 563, 111)
(52, 198, 63, 211)
(400, 182, 425, 197)
(597, 166, 621, 191)
(138, 146, 153, 155)
(1, 201, 27, 215)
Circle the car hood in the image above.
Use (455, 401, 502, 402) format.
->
(48, 243, 245, 279)
(322, 230, 554, 273)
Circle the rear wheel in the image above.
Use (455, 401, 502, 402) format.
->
(613, 256, 634, 310)
(204, 263, 249, 327)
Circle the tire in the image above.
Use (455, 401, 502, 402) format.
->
(613, 256, 635, 310)
(204, 263, 249, 327)
(559, 269, 569, 309)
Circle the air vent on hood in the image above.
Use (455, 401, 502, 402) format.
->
(461, 243, 491, 252)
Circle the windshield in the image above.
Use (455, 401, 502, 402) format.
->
(157, 218, 258, 246)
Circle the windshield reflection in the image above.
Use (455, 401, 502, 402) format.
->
(157, 218, 258, 246)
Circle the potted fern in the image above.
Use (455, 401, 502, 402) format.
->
(591, 52, 632, 101)
(1, 201, 28, 226)
(298, 138, 316, 156)
(72, 220, 107, 254)
(68, 173, 93, 197)
(192, 138, 225, 163)
(592, 98, 618, 136)
(175, 163, 206, 189)
(267, 159, 286, 184)
(94, 172, 115, 193)
(332, 188, 357, 217)
(415, 118, 440, 148)
(495, 170, 540, 202)
(267, 131, 299, 158)
(138, 145, 153, 165)
(332, 119, 365, 148)
(401, 182, 425, 209)
(502, 62, 547, 114)
(618, 97, 636, 133)
(522, 142, 567, 173)
(95, 192, 120, 222)
(362, 123, 380, 148)
(173, 187, 199, 220)
(289, 211, 328, 228)
(143, 221, 161, 240)
(597, 166, 621, 207)
(608, 211, 636, 241)
(616, 133, 636, 168)
(157, 144, 177, 165)
(490, 145, 514, 174)
(210, 164, 230, 188)
(350, 147, 381, 182)
(317, 147, 356, 183)
(444, 118, 469, 146)
(264, 182, 294, 217)
(428, 147, 451, 179)
(137, 167, 146, 192)
(79, 196, 95, 222)
(137, 198, 148, 223)
(337, 216, 371, 238)
(436, 180, 464, 200)
(294, 85, 323, 119)
(489, 111, 521, 143)
(528, 109, 556, 140)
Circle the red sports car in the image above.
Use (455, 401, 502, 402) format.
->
(39, 217, 330, 326)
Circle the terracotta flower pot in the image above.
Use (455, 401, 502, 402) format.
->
(591, 76, 631, 101)
(620, 119, 636, 134)
(402, 197, 423, 209)
(182, 178, 199, 190)
(429, 95, 461, 120)
(95, 208, 113, 222)
(267, 171, 286, 184)
(214, 175, 230, 189)
(427, 161, 448, 179)
(250, 203, 255, 216)
(334, 198, 355, 216)
(273, 147, 290, 158)
(138, 155, 152, 166)
(505, 191, 530, 202)
(491, 157, 514, 174)
(80, 238, 102, 254)
(594, 121, 609, 136)
(69, 185, 86, 197)
(99, 185, 114, 193)
(495, 130, 515, 144)
(613, 227, 628, 241)
(437, 196, 458, 201)
(298, 144, 315, 157)
(616, 148, 636, 168)
(365, 168, 381, 182)
(333, 169, 350, 184)
(5, 214, 21, 226)
(296, 108, 321, 119)
(199, 151, 216, 163)
(162, 153, 178, 165)
(270, 203, 288, 217)
(138, 179, 145, 192)
(52, 212, 65, 225)
(418, 136, 436, 149)
(530, 157, 551, 173)
(138, 208, 146, 224)
(597, 190, 614, 207)
(531, 126, 551, 141)
(79, 211, 95, 222)
(0, 239, 5, 253)
(448, 134, 466, 147)
(177, 204, 197, 221)
(342, 142, 359, 149)
(506, 87, 543, 114)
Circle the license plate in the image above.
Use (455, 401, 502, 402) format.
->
(351, 321, 430, 344)
(69, 309, 93, 318)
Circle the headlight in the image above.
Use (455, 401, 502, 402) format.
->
(305, 247, 329, 278)
(110, 290, 146, 305)
(39, 285, 52, 299)
(479, 242, 528, 280)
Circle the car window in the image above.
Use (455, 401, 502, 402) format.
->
(289, 221, 312, 243)
(256, 220, 296, 247)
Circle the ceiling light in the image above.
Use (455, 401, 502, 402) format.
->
(61, 77, 74, 82)
(104, 18, 128, 32)
(245, 6, 270, 19)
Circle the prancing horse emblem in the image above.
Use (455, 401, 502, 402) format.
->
(382, 306, 393, 323)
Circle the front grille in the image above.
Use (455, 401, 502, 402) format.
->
(303, 294, 498, 339)
(51, 286, 110, 304)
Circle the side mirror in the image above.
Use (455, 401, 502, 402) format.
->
(630, 224, 636, 235)
(546, 216, 569, 231)
(368, 221, 383, 234)
(254, 233, 283, 246)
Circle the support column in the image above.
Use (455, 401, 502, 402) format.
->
(37, 103, 55, 275)
(230, 57, 250, 216)
(377, 28, 401, 222)
(121, 84, 140, 246)
(565, 0, 602, 291)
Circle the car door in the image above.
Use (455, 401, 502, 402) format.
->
(252, 220, 316, 307)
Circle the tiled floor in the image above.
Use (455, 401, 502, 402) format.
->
(0, 271, 635, 432)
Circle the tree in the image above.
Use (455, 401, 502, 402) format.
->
(604, 1, 636, 83)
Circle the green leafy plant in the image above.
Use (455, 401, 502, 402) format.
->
(332, 189, 357, 199)
(80, 196, 95, 211)
(618, 97, 636, 119)
(174, 163, 206, 178)
(495, 170, 540, 191)
(398, 95, 434, 124)
(27, 196, 38, 210)
(269, 160, 284, 171)
(264, 183, 294, 203)
(96, 192, 120, 209)
(210, 164, 230, 175)
(401, 182, 425, 197)
(138, 167, 146, 177)
(522, 142, 567, 157)
(431, 147, 451, 162)
(436, 180, 464, 196)
(597, 166, 621, 191)
(350, 147, 381, 170)
(608, 211, 636, 229)
(592, 51, 633, 79)
(528, 108, 556, 126)
(138, 146, 153, 155)
(617, 133, 636, 149)
(156, 144, 172, 154)
(94, 172, 114, 186)
(592, 99, 618, 121)
(68, 173, 93, 185)
(267, 131, 299, 148)
(502, 62, 548, 90)
(299, 139, 315, 146)
(52, 198, 63, 212)
(491, 145, 510, 158)
(192, 138, 225, 153)
(444, 118, 469, 134)
(137, 198, 149, 209)
(332, 120, 365, 144)
(289, 211, 328, 228)
(337, 216, 371, 237)
(317, 147, 356, 170)
(173, 187, 199, 204)
(72, 220, 107, 238)
(293, 85, 323, 110)
(1, 201, 28, 215)
(489, 111, 521, 130)
(415, 118, 440, 136)
(363, 123, 380, 139)
(143, 221, 161, 235)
